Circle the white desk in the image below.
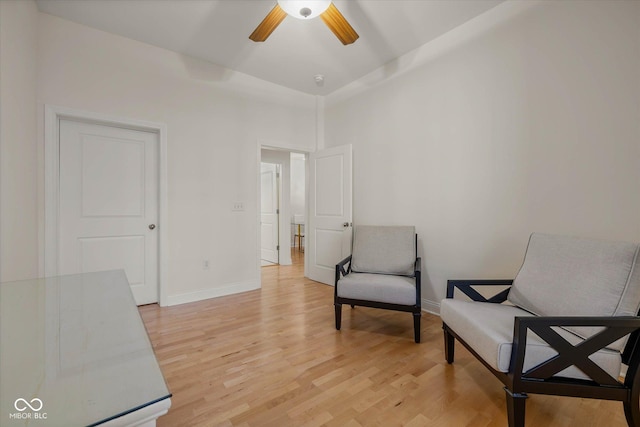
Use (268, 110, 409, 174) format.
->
(0, 270, 171, 426)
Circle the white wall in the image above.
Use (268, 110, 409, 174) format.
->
(37, 13, 316, 304)
(0, 0, 39, 282)
(325, 0, 640, 313)
(4, 1, 638, 311)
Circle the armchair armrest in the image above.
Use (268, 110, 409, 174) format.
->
(335, 255, 352, 286)
(446, 279, 513, 302)
(510, 316, 640, 386)
(414, 257, 422, 303)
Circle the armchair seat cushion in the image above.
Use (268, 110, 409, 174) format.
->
(441, 299, 622, 381)
(337, 273, 417, 306)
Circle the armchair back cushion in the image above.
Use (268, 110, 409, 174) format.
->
(351, 226, 416, 276)
(508, 233, 640, 350)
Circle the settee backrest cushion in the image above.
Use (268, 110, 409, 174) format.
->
(508, 233, 640, 349)
(351, 226, 416, 276)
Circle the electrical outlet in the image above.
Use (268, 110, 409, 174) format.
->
(232, 202, 244, 211)
(203, 259, 210, 270)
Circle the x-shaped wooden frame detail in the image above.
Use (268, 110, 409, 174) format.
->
(446, 279, 514, 302)
(513, 317, 640, 386)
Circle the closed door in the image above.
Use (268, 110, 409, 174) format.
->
(260, 163, 279, 264)
(308, 145, 352, 285)
(58, 119, 159, 305)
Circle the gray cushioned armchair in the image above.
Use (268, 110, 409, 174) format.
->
(334, 225, 422, 343)
(441, 233, 640, 426)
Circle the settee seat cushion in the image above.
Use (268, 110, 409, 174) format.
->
(440, 299, 622, 381)
(337, 273, 416, 306)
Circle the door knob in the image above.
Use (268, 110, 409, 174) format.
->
(343, 222, 350, 227)
(148, 224, 156, 230)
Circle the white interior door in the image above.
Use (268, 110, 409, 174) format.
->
(58, 119, 159, 305)
(308, 144, 352, 285)
(260, 163, 279, 264)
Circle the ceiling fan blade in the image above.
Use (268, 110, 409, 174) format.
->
(320, 3, 359, 45)
(249, 4, 287, 42)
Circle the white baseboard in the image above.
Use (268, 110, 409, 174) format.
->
(166, 280, 259, 306)
(421, 299, 441, 315)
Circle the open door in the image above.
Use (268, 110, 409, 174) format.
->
(307, 144, 352, 285)
(260, 163, 279, 264)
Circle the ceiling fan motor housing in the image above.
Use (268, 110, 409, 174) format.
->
(300, 7, 312, 18)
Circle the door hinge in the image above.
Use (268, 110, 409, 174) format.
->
(277, 245, 280, 251)
(276, 209, 279, 214)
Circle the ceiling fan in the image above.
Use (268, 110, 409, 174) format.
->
(249, 0, 359, 45)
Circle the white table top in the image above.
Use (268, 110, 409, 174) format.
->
(0, 270, 171, 426)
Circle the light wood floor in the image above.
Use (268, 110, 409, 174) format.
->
(139, 251, 627, 426)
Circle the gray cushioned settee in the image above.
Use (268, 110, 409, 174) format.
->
(441, 233, 640, 426)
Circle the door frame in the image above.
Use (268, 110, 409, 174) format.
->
(43, 105, 169, 306)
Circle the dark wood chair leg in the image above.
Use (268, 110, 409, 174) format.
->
(623, 379, 640, 426)
(504, 388, 527, 427)
(443, 326, 455, 363)
(624, 401, 640, 427)
(334, 303, 342, 330)
(413, 312, 421, 343)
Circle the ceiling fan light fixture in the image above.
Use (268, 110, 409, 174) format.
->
(250, 0, 357, 45)
(277, 0, 331, 20)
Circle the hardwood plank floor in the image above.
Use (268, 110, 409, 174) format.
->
(139, 251, 627, 426)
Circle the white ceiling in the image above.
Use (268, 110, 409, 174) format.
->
(35, 0, 504, 95)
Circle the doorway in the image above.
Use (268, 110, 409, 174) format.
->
(259, 148, 306, 268)
(290, 153, 306, 257)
